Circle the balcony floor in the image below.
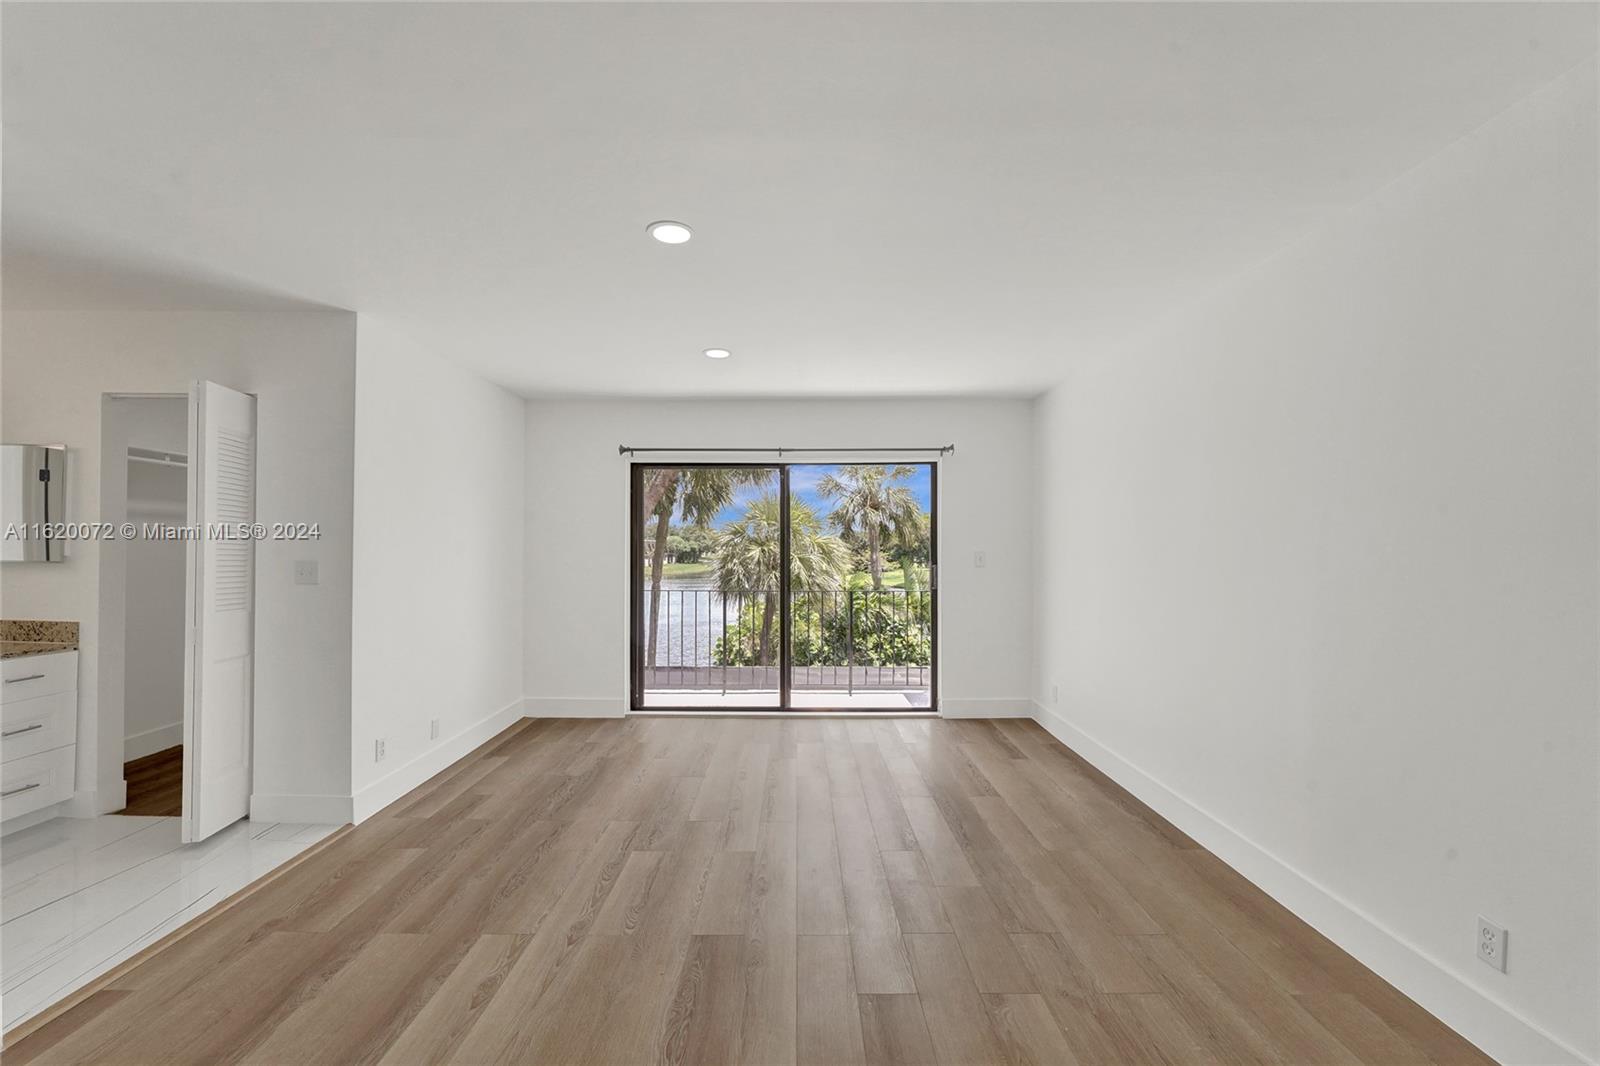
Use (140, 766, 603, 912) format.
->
(642, 689, 928, 709)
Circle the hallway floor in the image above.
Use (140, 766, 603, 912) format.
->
(3, 717, 1490, 1064)
(116, 747, 183, 817)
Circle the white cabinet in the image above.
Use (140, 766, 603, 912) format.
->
(1, 689, 76, 762)
(3, 648, 77, 700)
(1, 650, 78, 825)
(1, 747, 76, 821)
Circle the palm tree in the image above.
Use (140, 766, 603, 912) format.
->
(890, 507, 930, 589)
(710, 494, 850, 665)
(816, 465, 923, 590)
(643, 468, 767, 667)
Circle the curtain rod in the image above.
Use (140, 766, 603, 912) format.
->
(618, 444, 954, 456)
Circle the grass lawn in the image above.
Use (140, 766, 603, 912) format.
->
(661, 561, 713, 579)
(847, 568, 913, 590)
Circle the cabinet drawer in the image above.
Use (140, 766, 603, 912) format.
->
(1, 746, 75, 821)
(1, 689, 77, 764)
(1, 651, 78, 704)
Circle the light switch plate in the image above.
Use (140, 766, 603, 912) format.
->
(294, 560, 319, 585)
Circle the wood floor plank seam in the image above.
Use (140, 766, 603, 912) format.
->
(3, 717, 1494, 1066)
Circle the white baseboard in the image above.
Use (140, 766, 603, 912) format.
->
(1030, 701, 1591, 1066)
(250, 791, 355, 825)
(63, 782, 123, 818)
(348, 698, 526, 823)
(940, 697, 1033, 719)
(523, 696, 626, 718)
(125, 721, 183, 762)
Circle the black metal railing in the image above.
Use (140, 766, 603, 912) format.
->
(641, 586, 932, 693)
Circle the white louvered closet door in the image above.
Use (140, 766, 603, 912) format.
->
(182, 381, 257, 843)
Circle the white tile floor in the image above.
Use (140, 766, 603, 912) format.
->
(0, 815, 338, 1032)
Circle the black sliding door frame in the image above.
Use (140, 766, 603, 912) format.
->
(779, 464, 793, 710)
(629, 460, 939, 713)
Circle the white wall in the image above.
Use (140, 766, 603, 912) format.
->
(117, 395, 189, 456)
(124, 464, 185, 759)
(1, 310, 357, 820)
(524, 397, 1033, 716)
(123, 402, 187, 760)
(1032, 62, 1598, 1065)
(350, 317, 526, 820)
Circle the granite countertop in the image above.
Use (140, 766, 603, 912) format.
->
(1, 640, 79, 660)
(0, 620, 80, 660)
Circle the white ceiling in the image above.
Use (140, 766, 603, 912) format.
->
(4, 3, 1595, 397)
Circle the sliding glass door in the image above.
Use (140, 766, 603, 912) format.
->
(631, 462, 936, 711)
(632, 464, 781, 708)
(785, 464, 935, 709)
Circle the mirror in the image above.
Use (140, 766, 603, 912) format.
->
(1, 445, 69, 562)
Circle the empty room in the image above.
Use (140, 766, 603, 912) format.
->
(1, 2, 1596, 1064)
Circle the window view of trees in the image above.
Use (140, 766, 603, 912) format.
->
(639, 467, 772, 669)
(817, 464, 928, 591)
(656, 524, 716, 564)
(639, 464, 933, 684)
(709, 494, 849, 665)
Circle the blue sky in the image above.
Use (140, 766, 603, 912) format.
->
(699, 464, 932, 528)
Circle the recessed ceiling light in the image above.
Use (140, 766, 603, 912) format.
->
(704, 348, 731, 360)
(647, 220, 693, 244)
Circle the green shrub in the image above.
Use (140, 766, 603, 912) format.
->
(714, 591, 930, 667)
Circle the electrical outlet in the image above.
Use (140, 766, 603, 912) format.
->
(430, 718, 440, 741)
(973, 550, 987, 568)
(1477, 916, 1507, 972)
(1051, 683, 1060, 705)
(294, 560, 319, 586)
(374, 737, 386, 763)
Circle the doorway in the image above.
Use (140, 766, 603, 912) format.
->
(630, 462, 937, 711)
(115, 398, 189, 816)
(98, 382, 258, 841)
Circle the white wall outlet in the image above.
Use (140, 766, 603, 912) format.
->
(1477, 916, 1507, 972)
(430, 718, 440, 741)
(1051, 683, 1060, 705)
(973, 550, 987, 568)
(374, 737, 386, 763)
(294, 560, 320, 585)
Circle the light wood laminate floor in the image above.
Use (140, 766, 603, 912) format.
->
(5, 716, 1493, 1065)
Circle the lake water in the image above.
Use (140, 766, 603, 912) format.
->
(644, 578, 928, 671)
(644, 578, 759, 667)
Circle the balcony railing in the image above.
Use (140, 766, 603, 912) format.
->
(641, 586, 932, 693)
